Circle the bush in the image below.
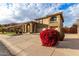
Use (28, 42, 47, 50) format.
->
(40, 28, 60, 47)
(59, 32, 65, 41)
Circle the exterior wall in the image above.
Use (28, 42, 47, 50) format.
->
(49, 15, 63, 32)
(42, 17, 51, 24)
(32, 23, 37, 33)
(36, 23, 48, 32)
(49, 22, 58, 27)
(58, 15, 63, 32)
(22, 25, 25, 33)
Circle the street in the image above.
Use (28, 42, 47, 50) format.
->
(0, 42, 12, 56)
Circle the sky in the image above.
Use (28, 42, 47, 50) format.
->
(0, 3, 79, 27)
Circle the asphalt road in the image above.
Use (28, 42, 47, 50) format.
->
(0, 42, 12, 56)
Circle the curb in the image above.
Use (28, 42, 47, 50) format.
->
(0, 39, 27, 56)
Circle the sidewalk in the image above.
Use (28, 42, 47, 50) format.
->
(0, 34, 79, 56)
(65, 34, 79, 38)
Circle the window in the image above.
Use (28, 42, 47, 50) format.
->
(50, 16, 57, 22)
(39, 19, 43, 24)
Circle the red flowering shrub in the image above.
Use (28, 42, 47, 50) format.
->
(40, 28, 60, 47)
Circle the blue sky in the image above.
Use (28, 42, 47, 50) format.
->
(0, 3, 79, 27)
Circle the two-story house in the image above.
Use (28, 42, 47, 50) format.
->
(20, 12, 64, 37)
(2, 12, 64, 35)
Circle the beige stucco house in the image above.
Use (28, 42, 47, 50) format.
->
(21, 12, 64, 33)
(1, 12, 64, 35)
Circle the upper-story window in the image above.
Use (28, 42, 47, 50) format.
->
(50, 16, 57, 22)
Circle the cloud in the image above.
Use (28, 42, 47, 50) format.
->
(0, 3, 62, 24)
(0, 3, 79, 27)
(12, 3, 59, 19)
(62, 4, 79, 27)
(0, 4, 13, 19)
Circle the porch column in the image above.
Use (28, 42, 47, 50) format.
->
(34, 24, 37, 33)
(24, 24, 27, 33)
(30, 23, 33, 33)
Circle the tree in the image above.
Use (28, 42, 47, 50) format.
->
(0, 24, 5, 34)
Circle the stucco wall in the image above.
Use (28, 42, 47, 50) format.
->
(42, 17, 51, 24)
(36, 23, 48, 32)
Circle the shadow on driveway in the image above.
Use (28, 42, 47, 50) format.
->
(57, 38, 79, 50)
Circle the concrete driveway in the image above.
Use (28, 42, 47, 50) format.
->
(0, 34, 79, 56)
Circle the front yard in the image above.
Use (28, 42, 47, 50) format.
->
(0, 32, 16, 36)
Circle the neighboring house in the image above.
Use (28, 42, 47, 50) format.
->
(63, 24, 77, 34)
(1, 12, 64, 34)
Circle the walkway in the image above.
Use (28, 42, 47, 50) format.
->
(0, 34, 79, 56)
